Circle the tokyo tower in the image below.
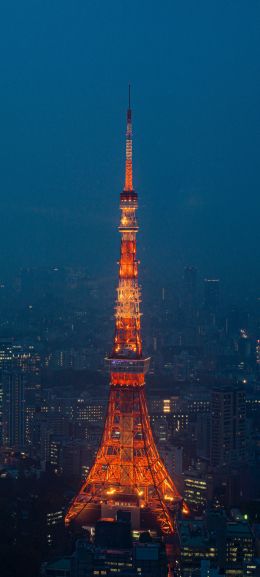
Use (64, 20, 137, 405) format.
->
(65, 89, 187, 535)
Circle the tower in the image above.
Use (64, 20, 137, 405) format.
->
(65, 91, 186, 534)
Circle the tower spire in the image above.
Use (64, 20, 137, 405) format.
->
(124, 85, 133, 191)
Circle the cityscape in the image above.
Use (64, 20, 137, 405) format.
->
(1, 106, 260, 575)
(0, 2, 260, 577)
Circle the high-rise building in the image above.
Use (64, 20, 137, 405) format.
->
(204, 279, 220, 313)
(256, 339, 260, 366)
(172, 445, 183, 477)
(225, 521, 255, 574)
(0, 339, 14, 444)
(210, 385, 246, 468)
(197, 413, 211, 460)
(183, 470, 209, 513)
(0, 338, 14, 371)
(65, 92, 187, 535)
(2, 371, 25, 449)
(180, 518, 217, 575)
(183, 266, 197, 323)
(69, 524, 168, 577)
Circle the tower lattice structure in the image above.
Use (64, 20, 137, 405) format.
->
(65, 92, 187, 534)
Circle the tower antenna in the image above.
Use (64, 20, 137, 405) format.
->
(128, 83, 131, 109)
(125, 85, 133, 191)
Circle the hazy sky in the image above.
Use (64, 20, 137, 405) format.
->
(0, 1, 259, 295)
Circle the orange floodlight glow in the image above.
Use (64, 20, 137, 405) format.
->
(107, 488, 116, 495)
(182, 502, 190, 515)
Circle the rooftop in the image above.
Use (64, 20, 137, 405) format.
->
(226, 522, 253, 538)
(180, 519, 214, 549)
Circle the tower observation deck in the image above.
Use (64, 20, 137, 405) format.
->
(65, 89, 187, 534)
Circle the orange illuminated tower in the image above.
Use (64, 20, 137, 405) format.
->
(65, 89, 187, 534)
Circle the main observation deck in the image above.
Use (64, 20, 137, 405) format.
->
(105, 356, 150, 375)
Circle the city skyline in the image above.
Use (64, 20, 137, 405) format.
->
(0, 2, 260, 576)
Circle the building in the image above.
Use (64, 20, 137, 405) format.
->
(46, 508, 64, 548)
(149, 395, 180, 415)
(225, 521, 255, 574)
(66, 520, 168, 577)
(75, 399, 106, 424)
(170, 412, 189, 435)
(0, 338, 14, 371)
(2, 371, 25, 449)
(183, 469, 210, 513)
(49, 437, 92, 478)
(204, 279, 220, 313)
(210, 385, 246, 468)
(133, 541, 168, 576)
(0, 339, 14, 444)
(256, 339, 260, 367)
(180, 518, 217, 575)
(172, 445, 183, 477)
(183, 265, 198, 325)
(150, 413, 169, 442)
(158, 444, 184, 492)
(197, 413, 211, 460)
(200, 560, 223, 576)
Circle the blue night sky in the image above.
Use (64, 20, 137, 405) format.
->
(0, 1, 259, 295)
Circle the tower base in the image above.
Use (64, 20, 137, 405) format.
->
(65, 384, 185, 535)
(69, 501, 164, 534)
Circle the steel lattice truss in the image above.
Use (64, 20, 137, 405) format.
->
(65, 386, 186, 533)
(65, 92, 187, 534)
